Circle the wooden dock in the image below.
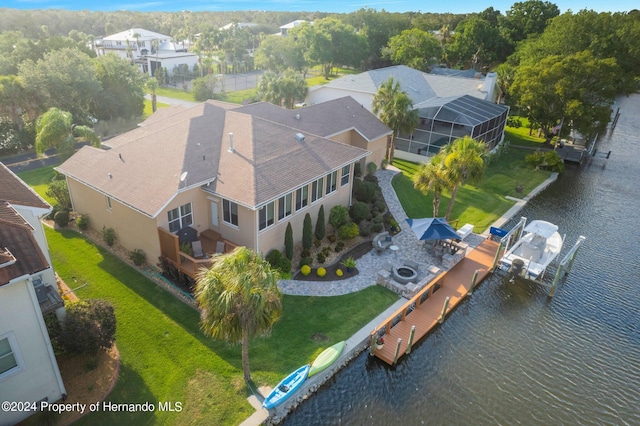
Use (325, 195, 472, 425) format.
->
(370, 238, 500, 365)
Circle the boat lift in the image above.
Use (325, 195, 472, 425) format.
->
(491, 217, 586, 297)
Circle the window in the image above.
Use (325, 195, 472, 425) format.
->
(259, 202, 275, 231)
(311, 177, 324, 203)
(0, 334, 21, 379)
(278, 193, 292, 220)
(341, 165, 350, 186)
(295, 186, 308, 211)
(106, 196, 112, 210)
(325, 171, 338, 195)
(223, 199, 238, 226)
(167, 203, 193, 232)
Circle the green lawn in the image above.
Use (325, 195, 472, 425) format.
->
(143, 99, 170, 117)
(42, 227, 397, 425)
(392, 126, 552, 233)
(16, 165, 58, 205)
(156, 86, 196, 102)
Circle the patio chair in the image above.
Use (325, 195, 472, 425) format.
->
(215, 241, 225, 254)
(191, 240, 204, 258)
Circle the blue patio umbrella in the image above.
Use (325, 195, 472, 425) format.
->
(405, 217, 460, 241)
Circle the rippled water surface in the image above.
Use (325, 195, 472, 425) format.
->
(283, 94, 640, 426)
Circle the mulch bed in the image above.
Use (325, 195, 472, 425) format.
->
(293, 240, 373, 281)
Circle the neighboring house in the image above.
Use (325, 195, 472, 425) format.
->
(96, 28, 198, 77)
(307, 65, 509, 162)
(219, 22, 258, 31)
(0, 163, 66, 425)
(279, 20, 309, 36)
(57, 97, 389, 279)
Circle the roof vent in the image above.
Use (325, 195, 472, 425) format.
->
(108, 173, 112, 179)
(295, 133, 305, 142)
(228, 132, 234, 153)
(295, 113, 300, 120)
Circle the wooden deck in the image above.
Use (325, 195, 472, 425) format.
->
(371, 238, 500, 365)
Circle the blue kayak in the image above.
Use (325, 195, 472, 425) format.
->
(262, 364, 310, 410)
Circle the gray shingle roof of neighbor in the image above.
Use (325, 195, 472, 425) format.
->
(235, 96, 392, 141)
(57, 101, 370, 216)
(311, 65, 490, 105)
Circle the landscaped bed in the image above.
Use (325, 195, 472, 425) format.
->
(292, 241, 373, 281)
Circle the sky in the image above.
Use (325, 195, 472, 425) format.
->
(2, 0, 637, 14)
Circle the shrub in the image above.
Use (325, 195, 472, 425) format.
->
(338, 222, 360, 240)
(315, 205, 326, 241)
(380, 158, 389, 170)
(327, 235, 337, 243)
(102, 227, 117, 246)
(192, 75, 215, 101)
(366, 161, 377, 176)
(363, 174, 379, 184)
(265, 249, 283, 268)
(341, 256, 357, 270)
(372, 222, 384, 233)
(76, 214, 90, 230)
(322, 246, 332, 256)
(335, 268, 343, 277)
(354, 180, 377, 203)
(299, 257, 313, 268)
(301, 265, 311, 276)
(373, 214, 383, 224)
(507, 116, 522, 128)
(284, 223, 293, 260)
(316, 267, 326, 277)
(354, 161, 362, 177)
(329, 205, 349, 232)
(58, 299, 116, 356)
(359, 220, 373, 237)
(302, 213, 313, 250)
(129, 249, 146, 266)
(180, 242, 193, 257)
(47, 204, 61, 221)
(316, 252, 326, 264)
(374, 199, 387, 213)
(278, 257, 292, 274)
(46, 179, 71, 209)
(525, 150, 564, 172)
(350, 201, 370, 224)
(54, 209, 70, 227)
(335, 241, 345, 252)
(314, 239, 322, 248)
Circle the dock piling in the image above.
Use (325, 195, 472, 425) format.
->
(406, 326, 416, 355)
(439, 296, 450, 323)
(393, 338, 402, 364)
(469, 270, 479, 295)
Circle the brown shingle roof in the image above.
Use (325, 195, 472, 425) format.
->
(235, 96, 391, 141)
(58, 101, 369, 215)
(0, 162, 50, 210)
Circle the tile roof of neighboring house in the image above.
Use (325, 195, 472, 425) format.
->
(309, 65, 489, 105)
(0, 203, 49, 286)
(235, 97, 392, 141)
(0, 162, 50, 210)
(57, 101, 370, 216)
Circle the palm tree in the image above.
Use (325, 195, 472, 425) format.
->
(279, 69, 308, 109)
(36, 108, 101, 161)
(145, 77, 159, 113)
(372, 77, 419, 162)
(441, 136, 486, 220)
(412, 153, 452, 217)
(195, 247, 282, 383)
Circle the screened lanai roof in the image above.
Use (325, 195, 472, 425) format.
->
(416, 95, 508, 126)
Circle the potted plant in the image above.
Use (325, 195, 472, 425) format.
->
(375, 336, 384, 350)
(341, 256, 357, 273)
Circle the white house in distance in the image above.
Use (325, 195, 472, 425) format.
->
(96, 28, 198, 77)
(308, 65, 509, 163)
(0, 163, 66, 425)
(279, 20, 309, 36)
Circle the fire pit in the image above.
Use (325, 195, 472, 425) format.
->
(392, 266, 418, 284)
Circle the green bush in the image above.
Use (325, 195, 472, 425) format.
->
(102, 227, 117, 246)
(350, 201, 370, 224)
(76, 214, 90, 230)
(316, 252, 326, 264)
(363, 174, 379, 184)
(314, 239, 322, 248)
(129, 249, 146, 266)
(359, 220, 373, 237)
(301, 265, 311, 276)
(299, 257, 313, 268)
(380, 158, 389, 170)
(338, 222, 360, 240)
(334, 241, 345, 252)
(525, 150, 565, 172)
(316, 267, 326, 277)
(329, 205, 349, 231)
(47, 204, 61, 221)
(366, 161, 377, 176)
(322, 246, 332, 256)
(373, 214, 383, 224)
(302, 213, 313, 250)
(54, 209, 70, 227)
(374, 199, 387, 213)
(327, 234, 337, 243)
(284, 223, 293, 260)
(265, 249, 282, 268)
(46, 179, 71, 209)
(372, 222, 384, 233)
(192, 75, 215, 101)
(58, 299, 116, 356)
(354, 180, 378, 203)
(278, 257, 292, 274)
(354, 161, 362, 177)
(507, 116, 522, 128)
(315, 204, 326, 241)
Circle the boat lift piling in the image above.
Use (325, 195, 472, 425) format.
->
(549, 235, 587, 297)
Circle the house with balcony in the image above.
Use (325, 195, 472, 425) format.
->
(307, 65, 509, 163)
(0, 163, 66, 425)
(57, 97, 389, 279)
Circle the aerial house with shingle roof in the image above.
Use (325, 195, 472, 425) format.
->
(57, 97, 390, 279)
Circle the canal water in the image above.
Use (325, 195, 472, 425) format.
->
(282, 94, 640, 426)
